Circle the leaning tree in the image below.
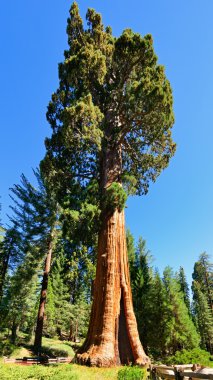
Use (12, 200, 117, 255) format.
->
(41, 2, 176, 367)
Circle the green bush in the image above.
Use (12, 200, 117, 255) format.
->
(118, 366, 146, 380)
(166, 348, 213, 367)
(0, 340, 16, 356)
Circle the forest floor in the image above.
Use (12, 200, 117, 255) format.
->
(0, 363, 119, 380)
(0, 335, 120, 379)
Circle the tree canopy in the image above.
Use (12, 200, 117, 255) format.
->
(41, 1, 176, 218)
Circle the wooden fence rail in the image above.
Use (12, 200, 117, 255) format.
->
(3, 356, 70, 365)
(149, 365, 213, 380)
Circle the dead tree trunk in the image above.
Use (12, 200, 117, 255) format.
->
(76, 143, 149, 367)
(34, 237, 53, 352)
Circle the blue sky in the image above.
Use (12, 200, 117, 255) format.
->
(0, 0, 212, 285)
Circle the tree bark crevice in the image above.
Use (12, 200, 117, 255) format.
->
(76, 208, 149, 367)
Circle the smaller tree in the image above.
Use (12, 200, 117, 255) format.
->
(162, 267, 200, 355)
(192, 253, 213, 313)
(130, 237, 152, 352)
(0, 227, 22, 302)
(144, 270, 170, 357)
(1, 251, 39, 343)
(177, 266, 191, 314)
(192, 280, 213, 353)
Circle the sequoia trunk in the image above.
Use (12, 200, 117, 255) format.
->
(76, 140, 149, 367)
(34, 237, 53, 352)
(76, 208, 149, 366)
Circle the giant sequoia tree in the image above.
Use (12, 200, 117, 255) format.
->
(41, 2, 176, 367)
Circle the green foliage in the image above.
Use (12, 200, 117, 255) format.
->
(130, 236, 152, 351)
(128, 235, 200, 359)
(162, 267, 200, 354)
(192, 252, 213, 353)
(126, 229, 135, 272)
(177, 266, 191, 314)
(103, 183, 127, 212)
(166, 348, 213, 367)
(41, 0, 176, 247)
(192, 281, 213, 353)
(192, 252, 213, 313)
(118, 366, 147, 380)
(0, 339, 16, 356)
(0, 253, 40, 342)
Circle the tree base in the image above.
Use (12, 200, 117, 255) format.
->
(75, 209, 150, 368)
(75, 347, 150, 367)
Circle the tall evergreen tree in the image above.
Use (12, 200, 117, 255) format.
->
(126, 228, 135, 276)
(41, 2, 176, 366)
(1, 170, 58, 350)
(0, 226, 22, 303)
(145, 270, 171, 357)
(177, 266, 191, 314)
(131, 237, 152, 352)
(162, 267, 200, 355)
(192, 281, 213, 353)
(192, 252, 213, 313)
(1, 250, 39, 343)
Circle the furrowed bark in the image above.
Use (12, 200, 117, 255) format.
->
(76, 209, 149, 366)
(76, 142, 149, 367)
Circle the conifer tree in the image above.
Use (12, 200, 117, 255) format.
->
(0, 227, 22, 302)
(192, 252, 213, 313)
(162, 267, 200, 354)
(41, 2, 176, 366)
(126, 229, 136, 275)
(131, 237, 152, 352)
(145, 270, 170, 357)
(1, 251, 39, 343)
(192, 281, 213, 353)
(1, 170, 58, 350)
(177, 266, 191, 314)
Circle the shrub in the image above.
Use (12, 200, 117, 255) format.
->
(0, 340, 16, 356)
(118, 366, 147, 380)
(166, 348, 213, 367)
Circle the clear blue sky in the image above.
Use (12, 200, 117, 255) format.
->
(0, 0, 212, 286)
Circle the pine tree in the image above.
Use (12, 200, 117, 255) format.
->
(40, 2, 176, 366)
(177, 266, 191, 314)
(145, 270, 171, 357)
(1, 251, 39, 343)
(192, 252, 213, 313)
(163, 267, 200, 355)
(1, 170, 58, 350)
(192, 281, 213, 353)
(126, 229, 135, 275)
(0, 226, 22, 302)
(131, 237, 152, 352)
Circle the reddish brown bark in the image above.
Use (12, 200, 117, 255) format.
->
(34, 238, 53, 352)
(76, 208, 149, 367)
